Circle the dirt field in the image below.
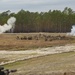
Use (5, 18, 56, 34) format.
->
(0, 33, 74, 50)
(0, 33, 75, 75)
(0, 44, 75, 65)
(4, 51, 75, 75)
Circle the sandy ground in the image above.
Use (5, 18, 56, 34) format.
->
(0, 44, 75, 65)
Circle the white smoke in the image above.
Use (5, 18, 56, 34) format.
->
(0, 17, 16, 33)
(67, 25, 75, 36)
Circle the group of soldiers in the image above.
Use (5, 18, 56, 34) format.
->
(0, 66, 17, 75)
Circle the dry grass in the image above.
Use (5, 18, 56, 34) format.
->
(1, 33, 75, 75)
(4, 51, 75, 75)
(0, 33, 74, 50)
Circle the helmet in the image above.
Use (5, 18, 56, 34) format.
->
(0, 66, 4, 70)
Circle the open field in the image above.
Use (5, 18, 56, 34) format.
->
(0, 33, 75, 75)
(0, 46, 75, 75)
(0, 33, 75, 50)
(4, 51, 75, 75)
(0, 44, 75, 65)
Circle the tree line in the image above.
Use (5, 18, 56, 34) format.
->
(0, 7, 75, 33)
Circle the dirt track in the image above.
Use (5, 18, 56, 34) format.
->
(0, 44, 75, 65)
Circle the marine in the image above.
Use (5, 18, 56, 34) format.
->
(0, 66, 17, 75)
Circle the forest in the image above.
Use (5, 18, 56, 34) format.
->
(0, 7, 75, 33)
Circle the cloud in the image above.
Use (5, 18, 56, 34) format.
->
(0, 0, 65, 5)
(0, 0, 75, 12)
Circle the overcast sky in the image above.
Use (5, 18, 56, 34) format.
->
(0, 0, 75, 13)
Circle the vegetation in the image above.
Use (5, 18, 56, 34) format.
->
(0, 33, 74, 50)
(4, 51, 75, 75)
(0, 7, 75, 33)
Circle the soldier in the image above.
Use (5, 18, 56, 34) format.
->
(0, 66, 17, 75)
(4, 69, 10, 75)
(0, 66, 5, 75)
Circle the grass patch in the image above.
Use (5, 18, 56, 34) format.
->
(4, 51, 75, 72)
(0, 33, 75, 50)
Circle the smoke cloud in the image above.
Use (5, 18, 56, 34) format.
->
(0, 17, 16, 33)
(67, 25, 75, 36)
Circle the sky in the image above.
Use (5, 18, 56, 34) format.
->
(0, 0, 75, 13)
